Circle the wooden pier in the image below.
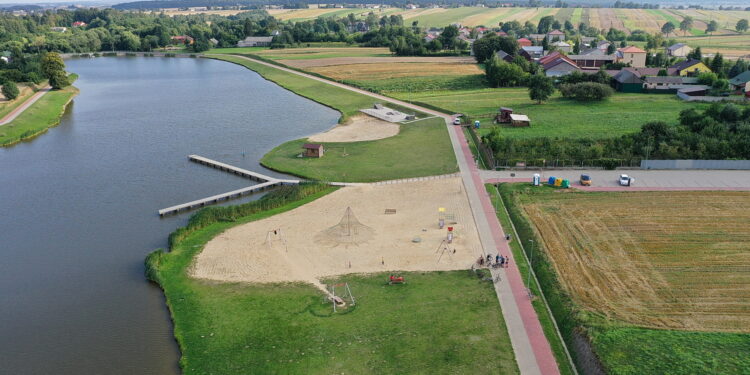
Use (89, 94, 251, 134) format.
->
(188, 154, 279, 182)
(158, 155, 300, 217)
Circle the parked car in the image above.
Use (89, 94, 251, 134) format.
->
(452, 114, 463, 125)
(619, 174, 634, 186)
(580, 174, 592, 186)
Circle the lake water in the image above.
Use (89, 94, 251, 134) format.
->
(0, 56, 339, 374)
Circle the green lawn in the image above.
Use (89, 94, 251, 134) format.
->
(389, 88, 706, 139)
(0, 78, 78, 147)
(261, 117, 457, 182)
(150, 185, 519, 375)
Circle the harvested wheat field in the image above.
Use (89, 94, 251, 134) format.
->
(192, 177, 481, 288)
(306, 62, 483, 80)
(282, 56, 476, 68)
(520, 190, 750, 333)
(308, 114, 399, 142)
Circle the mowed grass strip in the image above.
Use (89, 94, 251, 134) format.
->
(261, 117, 458, 182)
(518, 189, 750, 332)
(0, 79, 79, 147)
(389, 87, 705, 139)
(153, 187, 519, 375)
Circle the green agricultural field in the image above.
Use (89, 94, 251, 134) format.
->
(262, 117, 457, 182)
(149, 185, 519, 375)
(0, 78, 78, 147)
(390, 88, 706, 139)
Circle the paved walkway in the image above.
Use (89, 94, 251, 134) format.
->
(483, 169, 750, 190)
(224, 55, 559, 375)
(0, 87, 51, 126)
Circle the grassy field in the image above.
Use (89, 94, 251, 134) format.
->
(255, 47, 392, 60)
(149, 185, 519, 375)
(389, 87, 705, 139)
(0, 78, 78, 147)
(261, 117, 457, 182)
(501, 184, 750, 374)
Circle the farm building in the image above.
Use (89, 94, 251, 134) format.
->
(616, 46, 647, 68)
(642, 76, 703, 92)
(302, 143, 324, 158)
(568, 54, 616, 68)
(237, 36, 274, 47)
(729, 71, 750, 91)
(667, 43, 691, 58)
(613, 69, 644, 93)
(509, 114, 530, 127)
(496, 107, 513, 123)
(670, 59, 711, 77)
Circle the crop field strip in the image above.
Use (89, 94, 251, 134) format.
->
(553, 8, 574, 23)
(306, 62, 483, 81)
(521, 191, 750, 333)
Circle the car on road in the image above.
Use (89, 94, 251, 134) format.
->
(619, 174, 634, 186)
(452, 114, 462, 125)
(580, 174, 592, 186)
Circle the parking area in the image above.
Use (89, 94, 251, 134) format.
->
(482, 169, 750, 190)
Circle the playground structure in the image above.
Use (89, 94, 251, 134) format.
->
(315, 206, 375, 247)
(264, 228, 288, 252)
(328, 282, 355, 312)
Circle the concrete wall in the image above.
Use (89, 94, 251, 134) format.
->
(641, 160, 750, 170)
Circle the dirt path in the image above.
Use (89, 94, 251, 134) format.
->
(0, 87, 51, 126)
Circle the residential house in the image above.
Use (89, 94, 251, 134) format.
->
(520, 46, 544, 61)
(616, 46, 647, 68)
(51, 27, 67, 33)
(729, 70, 750, 91)
(546, 29, 565, 42)
(539, 52, 579, 77)
(458, 35, 475, 54)
(517, 37, 532, 47)
(424, 33, 439, 43)
(496, 50, 514, 62)
(581, 36, 596, 47)
(405, 4, 418, 9)
(171, 35, 194, 44)
(551, 41, 572, 53)
(237, 36, 273, 47)
(670, 59, 712, 76)
(495, 31, 508, 37)
(528, 34, 546, 43)
(72, 21, 87, 27)
(567, 54, 616, 68)
(596, 41, 611, 51)
(579, 47, 606, 56)
(667, 43, 691, 58)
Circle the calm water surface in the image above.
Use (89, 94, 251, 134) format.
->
(0, 57, 339, 374)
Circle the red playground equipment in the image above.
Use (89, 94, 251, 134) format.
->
(388, 275, 405, 285)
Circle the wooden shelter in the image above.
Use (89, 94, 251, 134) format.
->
(495, 107, 513, 123)
(302, 143, 324, 158)
(509, 114, 530, 127)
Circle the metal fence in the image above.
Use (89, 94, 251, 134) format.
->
(641, 160, 750, 170)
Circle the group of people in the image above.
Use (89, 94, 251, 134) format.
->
(477, 254, 508, 268)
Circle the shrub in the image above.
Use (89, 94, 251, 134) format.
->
(2, 81, 19, 100)
(559, 82, 614, 101)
